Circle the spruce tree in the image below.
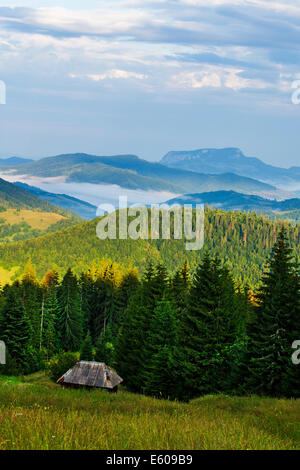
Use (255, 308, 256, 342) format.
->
(79, 270, 95, 338)
(181, 254, 239, 398)
(0, 282, 31, 373)
(246, 228, 300, 397)
(80, 331, 94, 361)
(42, 271, 60, 359)
(95, 325, 115, 365)
(21, 260, 42, 351)
(57, 268, 83, 351)
(115, 290, 152, 392)
(143, 300, 181, 399)
(171, 262, 191, 318)
(110, 270, 139, 336)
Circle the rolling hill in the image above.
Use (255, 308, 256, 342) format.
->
(161, 147, 300, 186)
(0, 157, 33, 166)
(0, 178, 79, 244)
(0, 152, 284, 197)
(0, 207, 299, 288)
(14, 182, 97, 220)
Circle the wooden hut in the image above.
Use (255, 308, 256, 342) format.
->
(57, 361, 123, 392)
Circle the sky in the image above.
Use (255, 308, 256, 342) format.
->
(0, 0, 300, 167)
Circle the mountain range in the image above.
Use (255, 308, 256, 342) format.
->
(0, 152, 287, 199)
(161, 148, 300, 186)
(166, 191, 300, 212)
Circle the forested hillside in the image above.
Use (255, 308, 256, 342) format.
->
(0, 177, 68, 212)
(1, 230, 299, 402)
(0, 208, 299, 288)
(0, 178, 79, 244)
(14, 182, 97, 220)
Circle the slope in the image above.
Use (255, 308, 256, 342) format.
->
(0, 208, 299, 288)
(14, 182, 97, 220)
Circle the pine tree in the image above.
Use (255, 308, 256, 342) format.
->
(79, 270, 95, 338)
(181, 254, 239, 398)
(21, 259, 42, 351)
(95, 325, 115, 365)
(0, 281, 31, 373)
(80, 331, 94, 361)
(171, 262, 191, 318)
(110, 270, 139, 336)
(115, 290, 152, 392)
(89, 270, 114, 344)
(246, 228, 300, 397)
(57, 268, 83, 351)
(42, 270, 60, 359)
(143, 300, 181, 399)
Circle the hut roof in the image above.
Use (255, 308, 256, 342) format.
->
(57, 361, 123, 389)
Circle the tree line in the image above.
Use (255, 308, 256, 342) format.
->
(0, 208, 299, 288)
(0, 228, 299, 400)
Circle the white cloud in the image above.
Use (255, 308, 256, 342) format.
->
(70, 70, 148, 81)
(170, 67, 270, 91)
(0, 1, 297, 106)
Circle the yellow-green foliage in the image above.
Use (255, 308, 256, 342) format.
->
(1, 209, 66, 230)
(0, 208, 299, 288)
(0, 266, 20, 285)
(0, 374, 299, 450)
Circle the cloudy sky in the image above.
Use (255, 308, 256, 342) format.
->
(0, 0, 300, 166)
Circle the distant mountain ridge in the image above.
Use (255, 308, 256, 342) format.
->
(0, 152, 285, 198)
(14, 182, 97, 220)
(166, 190, 300, 212)
(0, 157, 34, 166)
(161, 147, 300, 185)
(0, 177, 69, 214)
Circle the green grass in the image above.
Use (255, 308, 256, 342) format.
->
(0, 373, 299, 450)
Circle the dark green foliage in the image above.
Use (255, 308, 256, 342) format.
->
(0, 281, 31, 373)
(57, 269, 83, 351)
(170, 262, 191, 318)
(94, 325, 115, 366)
(143, 301, 181, 400)
(80, 332, 94, 361)
(110, 271, 140, 335)
(246, 228, 300, 397)
(42, 273, 60, 359)
(115, 292, 151, 392)
(47, 351, 78, 382)
(0, 231, 299, 402)
(180, 254, 239, 398)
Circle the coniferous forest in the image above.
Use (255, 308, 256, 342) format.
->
(0, 208, 299, 289)
(1, 227, 299, 401)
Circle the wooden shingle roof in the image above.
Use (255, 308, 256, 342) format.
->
(57, 361, 123, 389)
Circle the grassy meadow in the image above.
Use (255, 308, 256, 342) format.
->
(1, 209, 66, 231)
(0, 373, 299, 450)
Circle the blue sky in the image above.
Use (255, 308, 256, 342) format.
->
(0, 0, 300, 166)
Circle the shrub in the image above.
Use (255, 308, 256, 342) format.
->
(47, 352, 78, 382)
